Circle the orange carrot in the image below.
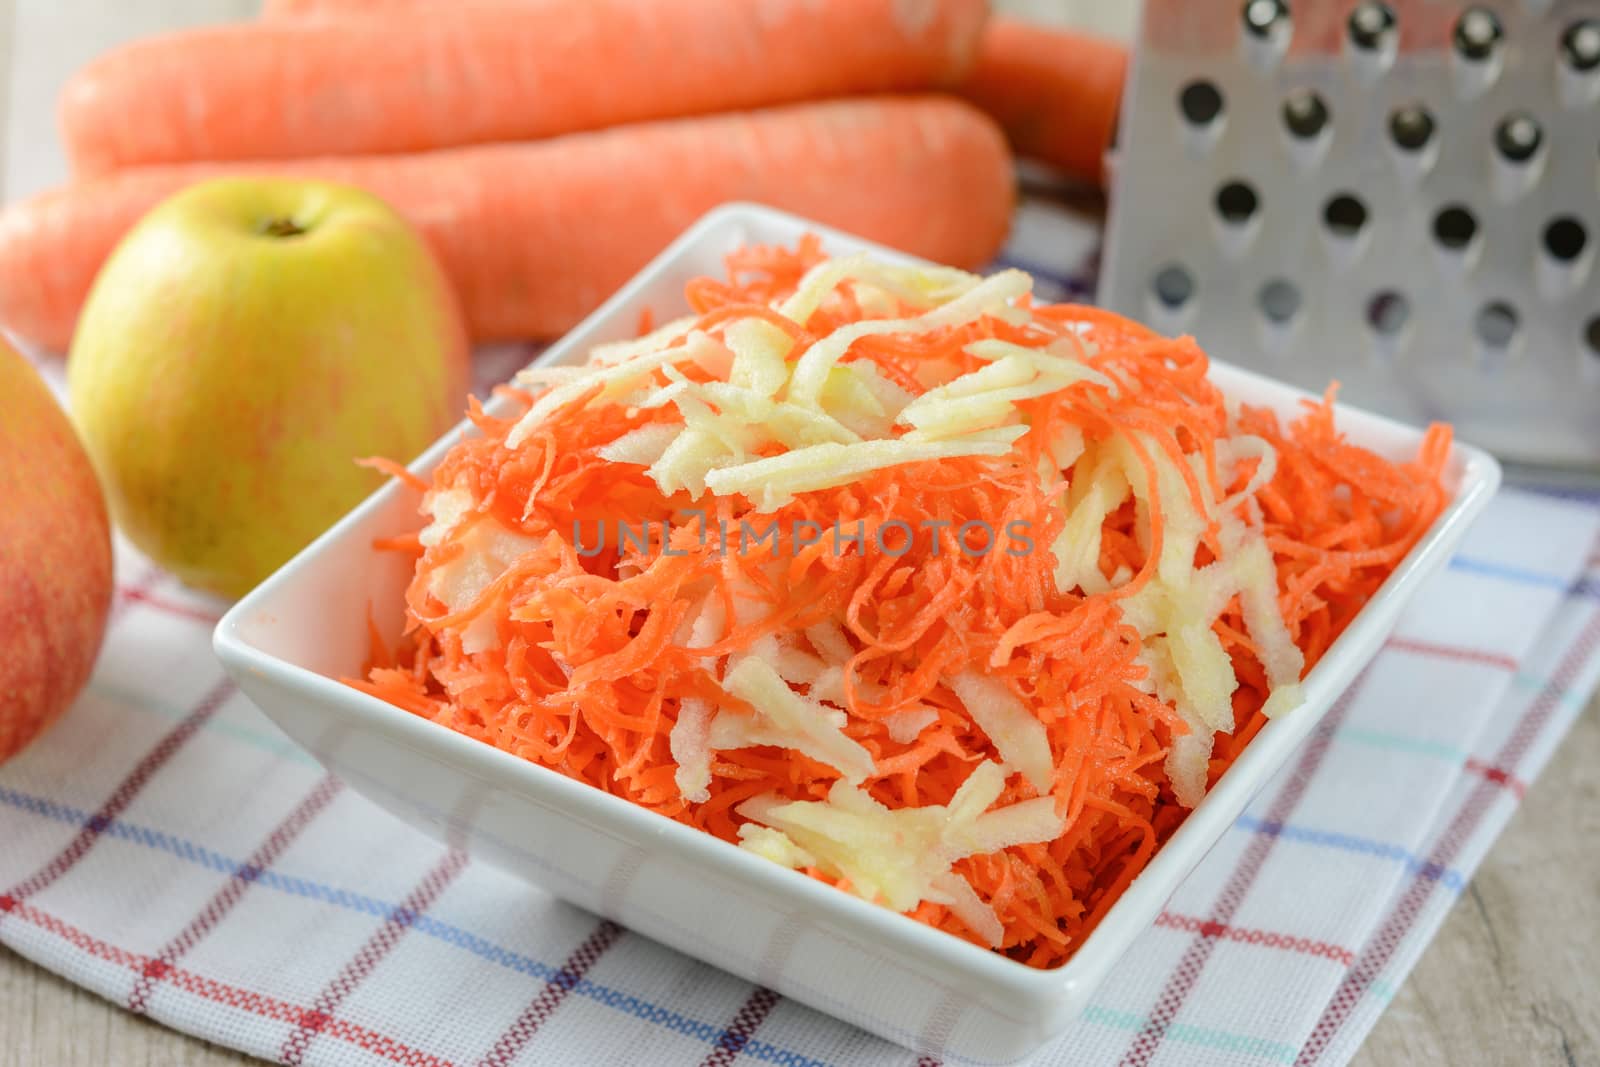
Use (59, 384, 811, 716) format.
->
(258, 4, 1132, 185)
(0, 96, 1014, 352)
(350, 239, 1453, 968)
(958, 18, 1129, 184)
(262, 0, 375, 11)
(61, 0, 988, 174)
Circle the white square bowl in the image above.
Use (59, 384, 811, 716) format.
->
(214, 203, 1500, 1064)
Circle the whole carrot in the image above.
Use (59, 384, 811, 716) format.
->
(958, 18, 1128, 185)
(262, 0, 408, 11)
(3, 97, 1014, 352)
(61, 0, 988, 174)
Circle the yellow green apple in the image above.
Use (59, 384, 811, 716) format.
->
(0, 339, 113, 762)
(68, 177, 469, 598)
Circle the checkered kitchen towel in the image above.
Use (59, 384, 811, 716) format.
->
(5, 201, 1600, 1067)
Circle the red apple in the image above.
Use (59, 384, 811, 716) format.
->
(0, 340, 113, 762)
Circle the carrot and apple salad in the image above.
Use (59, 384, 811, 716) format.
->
(354, 239, 1451, 969)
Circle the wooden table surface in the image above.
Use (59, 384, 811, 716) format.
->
(2, 2, 1596, 1064)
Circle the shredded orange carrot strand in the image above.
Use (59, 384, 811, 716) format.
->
(356, 454, 428, 492)
(352, 239, 1452, 969)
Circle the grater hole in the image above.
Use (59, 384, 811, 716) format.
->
(1433, 206, 1479, 250)
(1494, 113, 1543, 163)
(1179, 81, 1225, 126)
(1282, 89, 1330, 139)
(1366, 291, 1410, 336)
(1563, 21, 1600, 72)
(1243, 0, 1291, 38)
(1452, 8, 1503, 61)
(1587, 317, 1600, 358)
(1152, 265, 1196, 309)
(1347, 2, 1397, 51)
(1389, 105, 1435, 151)
(1323, 194, 1368, 237)
(1543, 218, 1588, 262)
(1475, 302, 1520, 348)
(1257, 279, 1302, 324)
(1216, 181, 1260, 225)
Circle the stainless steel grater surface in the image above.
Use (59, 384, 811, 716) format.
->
(1100, 0, 1600, 467)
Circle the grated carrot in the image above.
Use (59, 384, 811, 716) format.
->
(351, 240, 1452, 968)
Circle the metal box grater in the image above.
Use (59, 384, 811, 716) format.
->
(1099, 0, 1600, 467)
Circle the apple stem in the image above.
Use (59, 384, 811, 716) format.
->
(259, 217, 306, 238)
